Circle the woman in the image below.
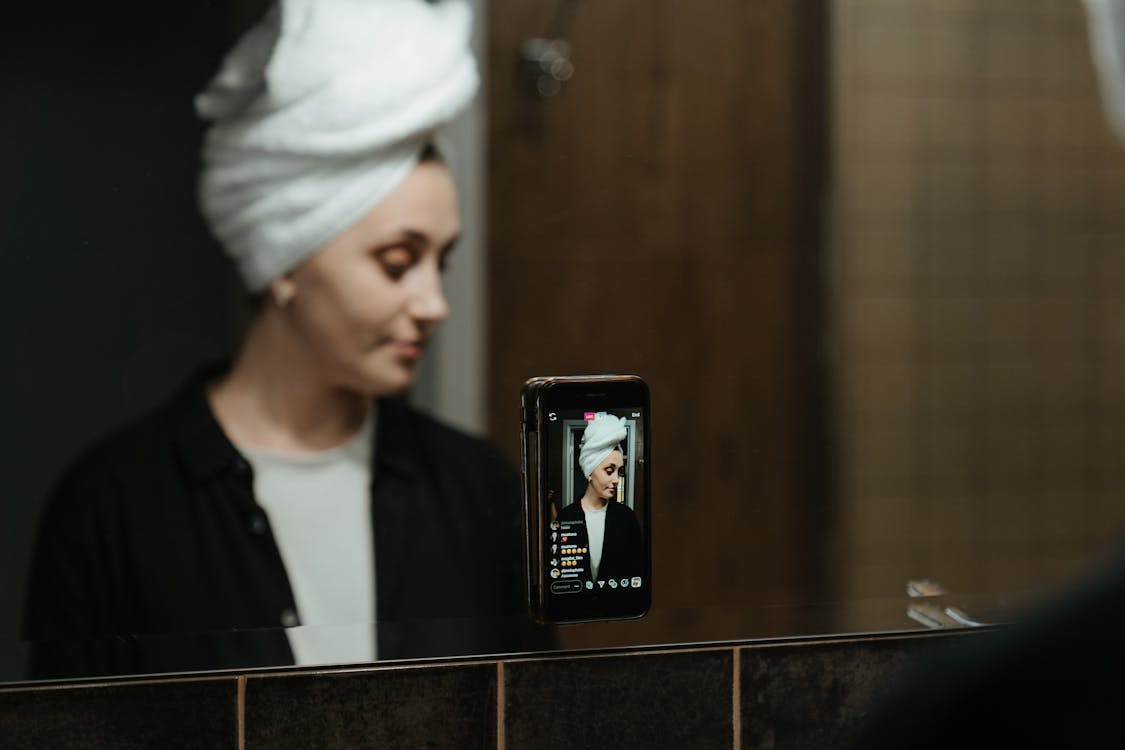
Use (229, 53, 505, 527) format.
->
(24, 0, 538, 674)
(556, 413, 644, 584)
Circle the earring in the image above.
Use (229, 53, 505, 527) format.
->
(272, 283, 295, 309)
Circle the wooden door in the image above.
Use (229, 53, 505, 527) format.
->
(488, 0, 828, 646)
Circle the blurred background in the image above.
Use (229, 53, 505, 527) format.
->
(4, 0, 1125, 674)
(828, 0, 1125, 629)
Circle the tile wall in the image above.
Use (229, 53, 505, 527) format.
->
(831, 0, 1125, 614)
(0, 631, 962, 749)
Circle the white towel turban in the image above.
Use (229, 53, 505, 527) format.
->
(1086, 0, 1125, 142)
(579, 413, 628, 479)
(195, 0, 479, 291)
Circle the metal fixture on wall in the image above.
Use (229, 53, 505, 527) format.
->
(519, 0, 576, 97)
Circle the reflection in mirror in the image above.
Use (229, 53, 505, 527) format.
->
(827, 0, 1125, 635)
(7, 0, 551, 681)
(487, 0, 1125, 654)
(5, 0, 1125, 687)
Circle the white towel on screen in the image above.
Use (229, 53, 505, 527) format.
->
(579, 413, 628, 479)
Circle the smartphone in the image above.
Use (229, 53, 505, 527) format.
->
(521, 375, 651, 624)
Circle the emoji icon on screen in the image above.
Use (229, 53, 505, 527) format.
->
(608, 579, 618, 589)
(620, 579, 629, 588)
(585, 581, 594, 590)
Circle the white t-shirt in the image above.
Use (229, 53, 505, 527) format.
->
(240, 408, 376, 665)
(583, 504, 608, 580)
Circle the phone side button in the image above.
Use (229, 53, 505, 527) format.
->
(550, 580, 584, 594)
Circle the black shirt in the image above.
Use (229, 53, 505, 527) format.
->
(24, 367, 549, 678)
(556, 499, 644, 585)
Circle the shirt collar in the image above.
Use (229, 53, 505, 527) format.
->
(170, 362, 419, 484)
(171, 363, 244, 484)
(372, 396, 418, 480)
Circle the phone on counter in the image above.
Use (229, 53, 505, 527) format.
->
(521, 375, 651, 624)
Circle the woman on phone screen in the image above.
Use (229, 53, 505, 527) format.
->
(557, 413, 644, 585)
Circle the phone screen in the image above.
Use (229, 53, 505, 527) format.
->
(525, 378, 651, 623)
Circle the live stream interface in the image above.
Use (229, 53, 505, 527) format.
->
(542, 408, 646, 598)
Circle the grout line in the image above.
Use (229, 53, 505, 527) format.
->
(497, 661, 506, 750)
(237, 675, 246, 750)
(732, 647, 741, 750)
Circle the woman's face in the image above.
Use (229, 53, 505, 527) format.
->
(283, 159, 459, 396)
(588, 450, 624, 501)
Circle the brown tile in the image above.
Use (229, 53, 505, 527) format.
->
(926, 24, 979, 83)
(1099, 166, 1125, 217)
(919, 161, 981, 224)
(979, 423, 1040, 493)
(980, 491, 1041, 556)
(838, 161, 918, 224)
(0, 678, 236, 749)
(921, 93, 977, 151)
(847, 13, 926, 83)
(244, 664, 496, 750)
(840, 294, 914, 356)
(840, 424, 916, 497)
(844, 493, 917, 563)
(1043, 95, 1105, 153)
(981, 357, 1043, 418)
(831, 558, 914, 607)
(981, 20, 1039, 89)
(981, 224, 1042, 282)
(986, 554, 1044, 593)
(847, 91, 924, 152)
(504, 650, 732, 749)
(835, 228, 917, 286)
(924, 360, 984, 416)
(1042, 164, 1102, 230)
(981, 297, 1039, 357)
(982, 160, 1038, 219)
(837, 360, 916, 418)
(981, 94, 1042, 156)
(1044, 23, 1100, 94)
(740, 635, 955, 749)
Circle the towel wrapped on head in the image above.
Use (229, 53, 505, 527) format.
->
(195, 0, 479, 291)
(579, 413, 628, 479)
